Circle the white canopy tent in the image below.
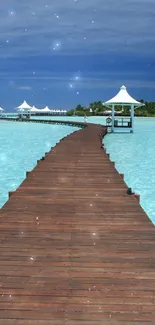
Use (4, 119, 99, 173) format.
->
(17, 100, 32, 111)
(104, 85, 142, 106)
(103, 85, 145, 133)
(16, 101, 32, 118)
(30, 106, 41, 113)
(0, 107, 4, 116)
(40, 106, 51, 113)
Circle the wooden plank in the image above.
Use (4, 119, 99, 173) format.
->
(0, 121, 155, 324)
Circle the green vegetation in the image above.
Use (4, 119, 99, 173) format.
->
(66, 100, 155, 117)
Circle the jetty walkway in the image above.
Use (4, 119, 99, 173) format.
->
(0, 120, 155, 324)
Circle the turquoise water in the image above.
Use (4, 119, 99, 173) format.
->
(104, 118, 155, 224)
(32, 115, 155, 224)
(2, 113, 107, 124)
(0, 121, 80, 208)
(0, 116, 155, 225)
(31, 115, 107, 124)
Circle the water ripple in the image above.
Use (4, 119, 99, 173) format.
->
(104, 118, 155, 225)
(0, 121, 79, 208)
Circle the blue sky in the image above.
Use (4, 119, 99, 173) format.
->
(1, 0, 155, 111)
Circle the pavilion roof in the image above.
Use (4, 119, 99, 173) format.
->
(104, 85, 144, 107)
(17, 100, 32, 109)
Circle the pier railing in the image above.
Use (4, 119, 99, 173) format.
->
(114, 117, 132, 128)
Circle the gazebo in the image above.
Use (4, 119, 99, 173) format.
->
(0, 107, 4, 115)
(17, 100, 32, 111)
(41, 106, 51, 113)
(62, 110, 67, 115)
(30, 106, 41, 113)
(103, 85, 145, 133)
(17, 100, 32, 118)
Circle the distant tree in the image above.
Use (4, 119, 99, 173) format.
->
(66, 109, 75, 116)
(120, 106, 130, 116)
(114, 105, 122, 112)
(89, 101, 106, 115)
(66, 99, 155, 117)
(75, 104, 84, 111)
(146, 102, 155, 115)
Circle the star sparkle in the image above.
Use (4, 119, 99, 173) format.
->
(8, 10, 16, 17)
(54, 13, 59, 19)
(8, 80, 15, 87)
(67, 71, 82, 95)
(52, 41, 61, 51)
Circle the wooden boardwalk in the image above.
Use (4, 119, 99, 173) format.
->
(0, 122, 155, 324)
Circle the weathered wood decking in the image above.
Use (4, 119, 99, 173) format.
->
(0, 122, 155, 324)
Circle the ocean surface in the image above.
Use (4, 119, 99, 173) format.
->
(0, 120, 80, 208)
(0, 116, 155, 225)
(104, 118, 155, 224)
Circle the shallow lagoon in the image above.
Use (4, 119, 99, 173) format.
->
(0, 116, 155, 224)
(104, 118, 155, 224)
(0, 120, 79, 208)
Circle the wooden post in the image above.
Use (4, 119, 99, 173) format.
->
(9, 191, 14, 198)
(112, 104, 115, 133)
(131, 104, 134, 133)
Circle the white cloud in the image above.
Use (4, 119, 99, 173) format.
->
(18, 86, 32, 90)
(0, 69, 153, 91)
(9, 76, 155, 90)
